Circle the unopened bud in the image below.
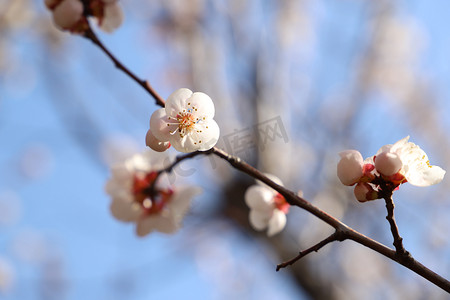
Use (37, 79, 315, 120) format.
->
(52, 0, 84, 30)
(354, 182, 379, 202)
(375, 151, 402, 176)
(337, 150, 364, 186)
(146, 130, 170, 152)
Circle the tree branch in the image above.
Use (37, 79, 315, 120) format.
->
(384, 193, 409, 257)
(207, 148, 450, 292)
(80, 26, 450, 293)
(147, 150, 212, 194)
(276, 231, 343, 271)
(83, 25, 166, 108)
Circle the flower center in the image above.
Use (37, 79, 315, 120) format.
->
(175, 112, 196, 137)
(132, 172, 173, 215)
(273, 193, 290, 214)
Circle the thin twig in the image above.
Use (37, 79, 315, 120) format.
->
(374, 177, 410, 257)
(147, 150, 212, 194)
(83, 26, 166, 107)
(276, 231, 343, 271)
(384, 194, 409, 257)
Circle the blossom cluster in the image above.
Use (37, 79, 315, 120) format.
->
(45, 0, 123, 33)
(244, 174, 290, 236)
(337, 136, 445, 202)
(105, 151, 201, 236)
(147, 88, 220, 153)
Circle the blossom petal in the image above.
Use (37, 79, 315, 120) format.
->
(146, 130, 170, 152)
(405, 164, 446, 187)
(150, 108, 172, 142)
(390, 136, 410, 153)
(108, 164, 132, 184)
(249, 210, 270, 231)
(172, 119, 219, 153)
(110, 198, 140, 222)
(267, 209, 286, 237)
(169, 186, 202, 222)
(375, 136, 410, 155)
(100, 3, 123, 33)
(165, 88, 193, 117)
(188, 92, 215, 119)
(126, 153, 152, 173)
(136, 216, 177, 236)
(396, 139, 446, 186)
(245, 185, 274, 212)
(168, 135, 192, 153)
(196, 119, 220, 151)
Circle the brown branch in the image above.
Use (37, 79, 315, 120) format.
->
(276, 231, 343, 271)
(147, 150, 211, 194)
(160, 150, 210, 175)
(384, 194, 409, 257)
(79, 26, 450, 293)
(208, 147, 450, 292)
(83, 26, 166, 108)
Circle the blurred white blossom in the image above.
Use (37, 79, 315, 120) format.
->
(245, 174, 289, 237)
(105, 151, 202, 236)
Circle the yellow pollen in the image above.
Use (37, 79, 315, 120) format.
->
(176, 112, 196, 137)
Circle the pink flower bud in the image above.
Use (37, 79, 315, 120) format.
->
(145, 130, 170, 152)
(354, 182, 379, 202)
(52, 0, 83, 30)
(375, 151, 402, 176)
(337, 150, 364, 186)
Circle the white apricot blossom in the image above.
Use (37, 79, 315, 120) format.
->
(374, 136, 445, 186)
(149, 88, 220, 153)
(105, 151, 201, 236)
(244, 174, 289, 237)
